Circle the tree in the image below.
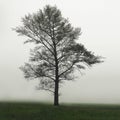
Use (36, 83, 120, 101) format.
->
(14, 5, 102, 106)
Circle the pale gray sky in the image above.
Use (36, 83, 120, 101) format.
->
(0, 0, 120, 104)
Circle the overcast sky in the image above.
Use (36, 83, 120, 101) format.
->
(0, 0, 120, 104)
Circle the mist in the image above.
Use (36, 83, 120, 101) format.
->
(0, 0, 120, 104)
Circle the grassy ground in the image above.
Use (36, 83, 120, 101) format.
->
(0, 102, 120, 120)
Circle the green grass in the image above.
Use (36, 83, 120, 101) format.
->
(0, 102, 120, 120)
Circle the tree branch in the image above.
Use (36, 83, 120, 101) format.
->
(24, 23, 55, 57)
(58, 63, 75, 77)
(42, 75, 55, 81)
(40, 35, 54, 50)
(36, 87, 54, 93)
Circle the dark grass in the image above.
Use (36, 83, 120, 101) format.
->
(1, 102, 120, 120)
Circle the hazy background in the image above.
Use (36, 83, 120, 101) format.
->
(0, 0, 120, 104)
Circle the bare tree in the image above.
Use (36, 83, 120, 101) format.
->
(14, 5, 103, 106)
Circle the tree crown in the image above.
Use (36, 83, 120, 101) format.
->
(14, 5, 103, 93)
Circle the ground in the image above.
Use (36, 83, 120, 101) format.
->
(0, 102, 120, 120)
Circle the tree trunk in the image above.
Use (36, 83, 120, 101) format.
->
(54, 78, 59, 106)
(52, 30, 59, 106)
(54, 46, 59, 106)
(54, 55, 59, 106)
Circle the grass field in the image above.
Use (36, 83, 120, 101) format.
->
(0, 102, 120, 120)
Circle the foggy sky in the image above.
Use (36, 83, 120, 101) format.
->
(0, 0, 120, 104)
